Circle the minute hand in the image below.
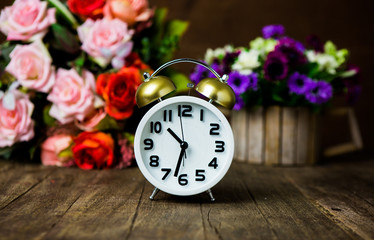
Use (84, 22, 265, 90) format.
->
(174, 147, 186, 177)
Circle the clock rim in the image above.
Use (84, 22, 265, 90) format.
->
(134, 96, 235, 196)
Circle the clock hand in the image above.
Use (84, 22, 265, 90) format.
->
(167, 128, 183, 144)
(179, 113, 187, 160)
(174, 141, 188, 177)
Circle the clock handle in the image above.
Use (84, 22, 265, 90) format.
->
(144, 58, 228, 83)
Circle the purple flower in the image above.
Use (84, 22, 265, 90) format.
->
(262, 24, 285, 39)
(288, 72, 314, 95)
(190, 61, 223, 83)
(305, 81, 333, 104)
(227, 71, 251, 95)
(248, 72, 259, 91)
(275, 37, 306, 66)
(264, 51, 288, 81)
(306, 35, 324, 53)
(222, 50, 241, 73)
(233, 95, 245, 110)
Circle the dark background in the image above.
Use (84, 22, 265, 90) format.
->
(1, 0, 373, 160)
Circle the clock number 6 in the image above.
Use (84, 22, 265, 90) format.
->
(178, 174, 188, 186)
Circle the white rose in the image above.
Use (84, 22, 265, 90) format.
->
(232, 49, 261, 75)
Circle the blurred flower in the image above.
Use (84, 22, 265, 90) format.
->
(103, 0, 154, 27)
(0, 89, 34, 147)
(72, 131, 114, 169)
(306, 50, 339, 74)
(263, 51, 288, 81)
(41, 134, 74, 167)
(0, 0, 55, 41)
(77, 18, 134, 69)
(231, 49, 261, 75)
(67, 0, 105, 20)
(48, 68, 96, 124)
(116, 134, 135, 168)
(227, 71, 251, 95)
(288, 72, 314, 95)
(305, 81, 333, 104)
(5, 40, 55, 93)
(233, 95, 245, 111)
(75, 107, 107, 131)
(262, 24, 285, 39)
(274, 37, 306, 66)
(249, 37, 277, 55)
(96, 66, 141, 120)
(204, 45, 234, 64)
(306, 34, 324, 53)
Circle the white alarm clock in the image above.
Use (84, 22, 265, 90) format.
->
(134, 58, 236, 201)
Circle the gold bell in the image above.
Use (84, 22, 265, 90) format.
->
(195, 77, 236, 110)
(136, 74, 176, 108)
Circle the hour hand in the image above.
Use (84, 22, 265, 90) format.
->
(167, 128, 183, 144)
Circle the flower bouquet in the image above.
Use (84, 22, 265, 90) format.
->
(190, 25, 361, 165)
(0, 0, 188, 169)
(190, 24, 360, 111)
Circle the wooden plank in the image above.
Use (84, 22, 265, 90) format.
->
(232, 110, 247, 162)
(284, 162, 374, 240)
(199, 166, 277, 240)
(236, 163, 357, 239)
(307, 113, 319, 164)
(281, 107, 297, 165)
(0, 163, 56, 210)
(296, 108, 310, 165)
(45, 168, 145, 239)
(264, 106, 281, 165)
(248, 107, 264, 164)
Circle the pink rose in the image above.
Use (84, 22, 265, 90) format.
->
(75, 107, 107, 131)
(41, 134, 74, 167)
(77, 18, 134, 69)
(0, 0, 56, 41)
(0, 90, 34, 147)
(103, 0, 153, 27)
(5, 41, 55, 93)
(47, 68, 96, 124)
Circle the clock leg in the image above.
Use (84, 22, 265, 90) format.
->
(206, 189, 215, 202)
(149, 187, 160, 200)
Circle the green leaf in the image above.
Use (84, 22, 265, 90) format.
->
(165, 20, 189, 39)
(0, 146, 14, 159)
(50, 23, 80, 54)
(43, 105, 56, 127)
(47, 0, 78, 28)
(58, 146, 73, 159)
(169, 71, 192, 93)
(96, 115, 120, 131)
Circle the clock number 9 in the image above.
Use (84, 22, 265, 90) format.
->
(178, 174, 188, 186)
(144, 138, 153, 150)
(149, 155, 159, 167)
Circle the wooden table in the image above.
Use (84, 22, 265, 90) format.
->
(0, 158, 373, 240)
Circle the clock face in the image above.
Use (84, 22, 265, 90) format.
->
(134, 96, 234, 196)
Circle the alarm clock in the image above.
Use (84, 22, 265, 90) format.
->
(134, 58, 235, 201)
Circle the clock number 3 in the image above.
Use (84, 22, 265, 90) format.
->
(215, 141, 225, 152)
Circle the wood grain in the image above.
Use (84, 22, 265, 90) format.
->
(248, 107, 264, 164)
(281, 107, 297, 165)
(265, 106, 281, 165)
(0, 159, 373, 239)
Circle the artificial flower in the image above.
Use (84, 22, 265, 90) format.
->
(116, 133, 135, 168)
(0, 89, 34, 147)
(287, 72, 314, 95)
(231, 49, 261, 75)
(5, 40, 55, 93)
(274, 37, 306, 66)
(48, 68, 96, 124)
(103, 0, 154, 27)
(72, 131, 115, 169)
(0, 0, 56, 41)
(96, 66, 141, 120)
(67, 0, 105, 20)
(305, 81, 333, 104)
(262, 24, 285, 39)
(263, 51, 288, 81)
(40, 134, 74, 167)
(227, 71, 251, 95)
(77, 18, 134, 69)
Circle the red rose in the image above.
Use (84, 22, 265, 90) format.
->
(96, 66, 142, 120)
(72, 131, 115, 169)
(67, 0, 105, 20)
